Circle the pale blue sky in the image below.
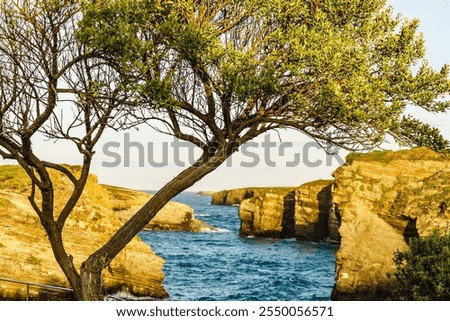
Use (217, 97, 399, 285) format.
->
(2, 1, 450, 191)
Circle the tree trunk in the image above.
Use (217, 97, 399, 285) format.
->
(80, 260, 103, 301)
(77, 147, 234, 300)
(45, 226, 84, 299)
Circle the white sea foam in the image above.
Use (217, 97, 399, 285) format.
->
(202, 228, 230, 233)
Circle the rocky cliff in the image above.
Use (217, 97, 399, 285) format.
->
(0, 165, 207, 300)
(214, 148, 449, 300)
(331, 148, 450, 300)
(237, 181, 336, 241)
(294, 180, 337, 242)
(108, 186, 214, 232)
(239, 190, 296, 238)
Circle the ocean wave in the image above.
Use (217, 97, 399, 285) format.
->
(141, 192, 336, 301)
(202, 228, 230, 233)
(195, 213, 210, 217)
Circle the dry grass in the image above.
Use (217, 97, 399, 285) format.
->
(0, 165, 30, 192)
(345, 147, 447, 165)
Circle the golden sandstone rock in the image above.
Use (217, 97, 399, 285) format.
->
(109, 185, 214, 232)
(218, 147, 449, 300)
(332, 147, 450, 300)
(0, 165, 208, 300)
(236, 182, 334, 241)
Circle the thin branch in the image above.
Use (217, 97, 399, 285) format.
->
(28, 180, 43, 218)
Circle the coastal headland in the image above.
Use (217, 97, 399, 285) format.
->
(208, 147, 450, 300)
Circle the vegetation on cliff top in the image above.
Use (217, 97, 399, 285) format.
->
(0, 165, 31, 191)
(215, 186, 298, 194)
(210, 180, 333, 197)
(345, 147, 448, 165)
(300, 180, 335, 188)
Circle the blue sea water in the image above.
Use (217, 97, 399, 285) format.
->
(139, 192, 337, 301)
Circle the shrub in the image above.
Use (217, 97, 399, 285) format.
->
(392, 230, 450, 300)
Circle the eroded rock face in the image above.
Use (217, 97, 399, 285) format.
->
(332, 148, 450, 300)
(233, 148, 449, 300)
(109, 186, 214, 232)
(0, 165, 170, 300)
(294, 180, 335, 242)
(239, 191, 295, 238)
(238, 181, 335, 241)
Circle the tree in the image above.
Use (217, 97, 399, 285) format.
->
(393, 116, 449, 152)
(0, 0, 129, 299)
(1, 0, 450, 300)
(73, 0, 450, 299)
(392, 231, 450, 300)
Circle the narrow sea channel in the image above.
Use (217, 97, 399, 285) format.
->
(140, 192, 337, 300)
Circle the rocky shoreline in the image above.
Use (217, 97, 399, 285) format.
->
(208, 147, 450, 300)
(1, 148, 448, 300)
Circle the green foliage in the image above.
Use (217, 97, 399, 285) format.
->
(392, 231, 450, 300)
(346, 150, 394, 164)
(78, 0, 450, 152)
(392, 116, 450, 152)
